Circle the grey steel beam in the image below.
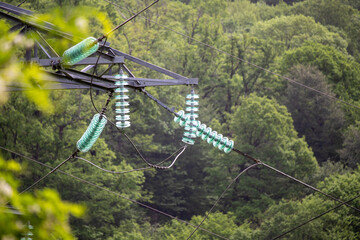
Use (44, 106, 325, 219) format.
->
(111, 49, 187, 80)
(35, 56, 124, 67)
(0, 2, 32, 15)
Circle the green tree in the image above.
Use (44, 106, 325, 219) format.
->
(281, 42, 360, 105)
(0, 18, 83, 240)
(338, 122, 360, 168)
(253, 167, 360, 239)
(206, 94, 318, 221)
(283, 65, 345, 163)
(252, 15, 347, 53)
(0, 157, 84, 239)
(292, 0, 360, 59)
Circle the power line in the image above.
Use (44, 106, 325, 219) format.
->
(98, 0, 159, 41)
(19, 149, 78, 195)
(136, 83, 360, 214)
(272, 193, 360, 239)
(186, 163, 260, 240)
(0, 145, 229, 240)
(74, 145, 186, 174)
(232, 148, 360, 213)
(102, 0, 360, 111)
(119, 127, 187, 169)
(17, 0, 27, 7)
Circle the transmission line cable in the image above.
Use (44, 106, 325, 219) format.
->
(89, 37, 108, 114)
(186, 163, 260, 240)
(232, 148, 360, 213)
(0, 146, 229, 240)
(17, 0, 28, 7)
(86, 0, 186, 170)
(102, 0, 360, 111)
(18, 90, 114, 194)
(74, 145, 186, 174)
(272, 193, 360, 239)
(18, 150, 79, 195)
(116, 126, 188, 169)
(139, 85, 360, 213)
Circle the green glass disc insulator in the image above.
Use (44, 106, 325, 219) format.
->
(207, 131, 217, 144)
(213, 134, 223, 147)
(62, 37, 99, 66)
(115, 88, 128, 93)
(115, 102, 130, 107)
(186, 100, 199, 106)
(114, 73, 128, 80)
(201, 127, 212, 140)
(76, 113, 107, 152)
(182, 137, 195, 145)
(115, 81, 129, 86)
(179, 118, 188, 127)
(188, 113, 199, 119)
(186, 106, 199, 112)
(115, 88, 129, 93)
(186, 93, 199, 99)
(116, 121, 131, 128)
(116, 108, 130, 114)
(218, 137, 229, 150)
(196, 123, 206, 137)
(116, 115, 130, 121)
(185, 120, 199, 127)
(174, 110, 185, 123)
(115, 95, 129, 100)
(185, 126, 198, 134)
(184, 131, 197, 138)
(223, 140, 234, 153)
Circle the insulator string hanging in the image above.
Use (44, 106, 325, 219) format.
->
(174, 111, 234, 153)
(182, 90, 199, 145)
(77, 113, 107, 152)
(114, 70, 131, 128)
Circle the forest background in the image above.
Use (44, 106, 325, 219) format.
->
(0, 0, 360, 239)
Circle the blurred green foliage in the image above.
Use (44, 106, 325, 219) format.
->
(0, 0, 359, 239)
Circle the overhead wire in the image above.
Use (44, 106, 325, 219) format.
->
(272, 193, 360, 240)
(18, 150, 79, 195)
(117, 127, 188, 169)
(5, 2, 359, 238)
(135, 81, 360, 214)
(102, 0, 360, 111)
(17, 89, 114, 195)
(74, 145, 186, 174)
(17, 0, 28, 7)
(186, 163, 260, 240)
(86, 0, 187, 170)
(232, 148, 360, 213)
(0, 146, 229, 240)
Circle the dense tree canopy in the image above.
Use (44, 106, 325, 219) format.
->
(0, 0, 359, 239)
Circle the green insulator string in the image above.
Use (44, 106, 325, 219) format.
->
(62, 37, 99, 66)
(174, 111, 234, 153)
(182, 90, 199, 145)
(77, 113, 108, 152)
(114, 70, 131, 128)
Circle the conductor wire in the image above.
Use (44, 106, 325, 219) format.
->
(18, 149, 79, 195)
(186, 163, 260, 240)
(74, 145, 186, 174)
(103, 0, 360, 111)
(272, 193, 360, 239)
(119, 128, 187, 169)
(0, 146, 229, 240)
(232, 148, 360, 213)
